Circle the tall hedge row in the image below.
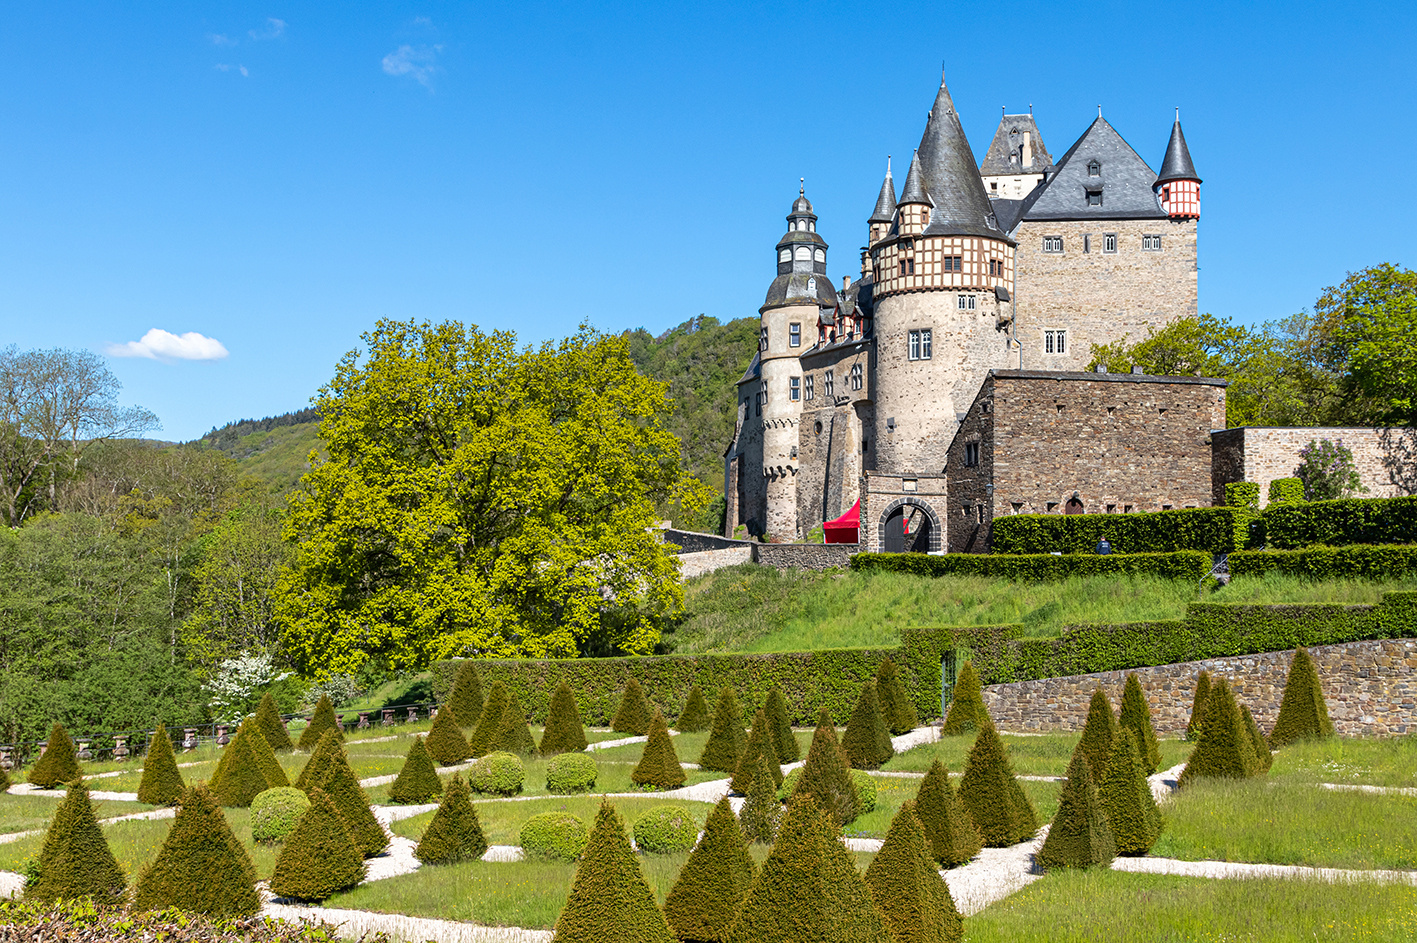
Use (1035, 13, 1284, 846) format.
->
(1230, 545, 1417, 579)
(1264, 495, 1417, 549)
(990, 506, 1246, 555)
(851, 550, 1211, 581)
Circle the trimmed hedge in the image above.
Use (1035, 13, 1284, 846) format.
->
(28, 724, 80, 790)
(852, 549, 1212, 581)
(1036, 747, 1114, 871)
(136, 724, 184, 806)
(468, 751, 525, 796)
(632, 805, 699, 854)
(415, 774, 487, 865)
(863, 798, 963, 943)
(1270, 646, 1335, 746)
(134, 783, 260, 918)
(551, 801, 675, 943)
(268, 789, 365, 902)
(1264, 495, 1417, 548)
(1231, 544, 1417, 578)
(255, 693, 294, 752)
(539, 680, 588, 755)
(251, 787, 310, 843)
(990, 506, 1246, 555)
(388, 737, 444, 804)
(632, 710, 686, 790)
(1268, 477, 1305, 507)
(547, 752, 598, 793)
(521, 811, 590, 862)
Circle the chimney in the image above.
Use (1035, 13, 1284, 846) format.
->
(842, 275, 852, 290)
(1022, 131, 1033, 169)
(1131, 366, 1145, 375)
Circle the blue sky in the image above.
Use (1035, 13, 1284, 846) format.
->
(2, 1, 1414, 441)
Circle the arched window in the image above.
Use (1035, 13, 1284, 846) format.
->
(779, 248, 790, 263)
(795, 246, 812, 261)
(814, 248, 826, 263)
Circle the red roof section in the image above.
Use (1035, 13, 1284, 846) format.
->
(823, 499, 860, 544)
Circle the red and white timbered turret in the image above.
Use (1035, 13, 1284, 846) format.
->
(1155, 111, 1200, 220)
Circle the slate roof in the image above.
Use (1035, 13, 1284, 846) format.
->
(915, 80, 1011, 242)
(990, 197, 1029, 233)
(735, 350, 761, 387)
(979, 114, 1054, 176)
(761, 271, 840, 312)
(1157, 119, 1200, 184)
(898, 151, 930, 205)
(869, 162, 897, 223)
(1019, 117, 1167, 222)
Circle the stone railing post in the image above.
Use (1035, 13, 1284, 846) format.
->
(183, 728, 198, 751)
(216, 725, 230, 746)
(76, 740, 92, 761)
(381, 709, 394, 727)
(357, 712, 370, 729)
(406, 706, 418, 724)
(113, 736, 129, 761)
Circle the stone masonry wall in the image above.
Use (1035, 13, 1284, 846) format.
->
(1212, 426, 1417, 508)
(859, 472, 948, 554)
(676, 546, 754, 578)
(982, 638, 1417, 737)
(751, 543, 857, 570)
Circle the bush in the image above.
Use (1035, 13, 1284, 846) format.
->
(1036, 747, 1115, 870)
(27, 724, 80, 790)
(1241, 703, 1273, 772)
(550, 801, 675, 943)
(547, 752, 598, 793)
(294, 729, 339, 793)
(136, 724, 184, 806)
(1269, 646, 1335, 746)
(1178, 679, 1261, 786)
(308, 737, 387, 858)
(1231, 544, 1417, 579)
(467, 682, 509, 758)
(958, 721, 1037, 847)
(469, 751, 525, 796)
(236, 719, 289, 789)
(729, 707, 781, 795)
(699, 687, 745, 773)
(763, 687, 799, 763)
(633, 805, 699, 854)
(914, 759, 980, 868)
(612, 678, 653, 736)
(134, 784, 260, 917)
(24, 781, 125, 907)
(1098, 730, 1160, 857)
(424, 703, 471, 766)
(788, 709, 859, 827)
(852, 549, 1213, 581)
(1267, 477, 1306, 507)
(841, 678, 893, 771)
(739, 755, 782, 845)
(1119, 674, 1161, 775)
(251, 787, 311, 843)
(863, 799, 963, 943)
(941, 661, 987, 735)
(675, 684, 710, 733)
(664, 797, 757, 941)
(489, 689, 538, 756)
(989, 507, 1246, 555)
(208, 730, 268, 808)
(875, 657, 919, 736)
(539, 680, 588, 755)
(1225, 481, 1260, 514)
(1296, 439, 1366, 501)
(521, 811, 590, 862)
(779, 766, 874, 811)
(296, 695, 342, 752)
(1185, 671, 1211, 742)
(1076, 688, 1118, 782)
(632, 709, 685, 790)
(255, 692, 294, 752)
(387, 736, 444, 804)
(268, 788, 366, 901)
(1263, 495, 1417, 549)
(448, 660, 485, 728)
(415, 774, 488, 865)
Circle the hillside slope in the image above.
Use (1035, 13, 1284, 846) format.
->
(195, 411, 322, 492)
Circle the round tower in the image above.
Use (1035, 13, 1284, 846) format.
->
(1156, 112, 1201, 220)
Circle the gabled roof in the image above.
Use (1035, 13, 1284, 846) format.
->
(914, 79, 1008, 241)
(735, 350, 761, 387)
(1019, 116, 1167, 222)
(1157, 118, 1200, 184)
(869, 161, 897, 223)
(979, 113, 1054, 176)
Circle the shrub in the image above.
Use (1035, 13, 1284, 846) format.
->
(237, 719, 289, 789)
(1185, 671, 1211, 743)
(739, 755, 782, 845)
(675, 684, 710, 733)
(489, 689, 538, 756)
(863, 799, 964, 943)
(958, 721, 1037, 847)
(1076, 688, 1118, 782)
(136, 724, 185, 806)
(1178, 679, 1260, 786)
(539, 680, 588, 755)
(467, 681, 509, 758)
(550, 801, 676, 943)
(521, 811, 590, 862)
(1118, 674, 1161, 775)
(424, 702, 471, 766)
(763, 687, 799, 763)
(1270, 646, 1335, 745)
(468, 751, 525, 796)
(729, 707, 781, 795)
(1098, 730, 1159, 857)
(612, 678, 654, 736)
(448, 660, 485, 728)
(632, 709, 686, 790)
(779, 767, 874, 813)
(311, 739, 387, 857)
(268, 788, 366, 901)
(699, 687, 745, 773)
(251, 786, 311, 843)
(633, 805, 699, 854)
(853, 549, 1213, 581)
(789, 708, 859, 827)
(875, 657, 919, 736)
(1263, 494, 1417, 549)
(1268, 477, 1306, 508)
(209, 730, 268, 808)
(989, 507, 1246, 555)
(388, 737, 444, 804)
(1036, 746, 1115, 870)
(914, 760, 980, 868)
(296, 695, 342, 752)
(1225, 481, 1260, 514)
(1296, 438, 1366, 501)
(255, 692, 294, 752)
(23, 781, 125, 906)
(1230, 544, 1417, 579)
(941, 661, 988, 736)
(1241, 703, 1273, 772)
(134, 783, 259, 917)
(27, 724, 80, 789)
(547, 752, 598, 793)
(414, 774, 488, 865)
(294, 729, 339, 793)
(665, 796, 757, 942)
(841, 678, 893, 771)
(0, 764, 8, 792)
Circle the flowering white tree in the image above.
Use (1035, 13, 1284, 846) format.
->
(204, 651, 291, 723)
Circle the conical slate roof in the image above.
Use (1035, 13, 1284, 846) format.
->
(1157, 118, 1200, 184)
(915, 79, 1007, 241)
(898, 152, 930, 206)
(1020, 116, 1166, 221)
(869, 160, 897, 223)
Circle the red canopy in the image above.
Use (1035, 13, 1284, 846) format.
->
(823, 498, 860, 544)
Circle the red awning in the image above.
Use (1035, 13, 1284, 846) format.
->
(823, 498, 860, 544)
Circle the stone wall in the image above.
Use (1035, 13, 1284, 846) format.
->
(1211, 426, 1417, 508)
(661, 529, 751, 554)
(676, 546, 754, 578)
(981, 638, 1417, 737)
(751, 542, 857, 570)
(859, 471, 948, 554)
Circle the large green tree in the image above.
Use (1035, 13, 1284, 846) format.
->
(1314, 263, 1417, 426)
(277, 320, 705, 676)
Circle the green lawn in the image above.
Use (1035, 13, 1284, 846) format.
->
(391, 796, 716, 847)
(1268, 735, 1417, 788)
(848, 774, 1059, 840)
(963, 869, 1417, 942)
(881, 732, 1192, 778)
(0, 794, 152, 836)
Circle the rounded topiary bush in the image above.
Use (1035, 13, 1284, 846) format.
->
(520, 812, 589, 861)
(632, 805, 698, 854)
(468, 751, 524, 796)
(251, 787, 311, 844)
(546, 753, 597, 794)
(778, 767, 876, 813)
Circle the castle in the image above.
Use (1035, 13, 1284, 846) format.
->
(723, 74, 1207, 548)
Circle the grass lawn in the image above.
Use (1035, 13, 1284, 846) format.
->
(1154, 777, 1417, 871)
(882, 732, 1192, 778)
(849, 774, 1059, 840)
(0, 794, 152, 836)
(390, 795, 716, 847)
(1268, 735, 1417, 788)
(963, 868, 1417, 942)
(586, 729, 814, 767)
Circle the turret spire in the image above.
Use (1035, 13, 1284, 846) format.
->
(911, 76, 1001, 239)
(898, 151, 929, 205)
(1157, 117, 1200, 183)
(869, 156, 897, 223)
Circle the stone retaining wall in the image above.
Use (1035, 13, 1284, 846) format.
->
(752, 543, 858, 570)
(983, 637, 1417, 737)
(661, 528, 751, 554)
(675, 546, 753, 578)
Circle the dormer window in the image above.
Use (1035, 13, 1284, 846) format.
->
(1087, 160, 1101, 177)
(1087, 190, 1102, 207)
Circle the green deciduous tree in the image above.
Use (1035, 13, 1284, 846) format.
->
(1315, 263, 1417, 426)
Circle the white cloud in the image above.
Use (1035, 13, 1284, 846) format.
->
(249, 18, 286, 40)
(209, 32, 238, 46)
(214, 64, 250, 76)
(382, 44, 441, 88)
(106, 329, 230, 362)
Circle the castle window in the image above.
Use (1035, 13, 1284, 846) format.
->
(814, 248, 826, 263)
(760, 326, 768, 351)
(805, 375, 814, 400)
(779, 248, 790, 263)
(789, 323, 801, 347)
(1011, 502, 1024, 514)
(957, 295, 977, 311)
(908, 329, 932, 361)
(759, 380, 767, 410)
(1143, 234, 1163, 250)
(1083, 235, 1091, 253)
(977, 504, 986, 524)
(1044, 330, 1067, 354)
(1043, 236, 1063, 253)
(943, 255, 962, 272)
(922, 208, 930, 226)
(850, 364, 863, 390)
(824, 371, 835, 398)
(1162, 186, 1171, 202)
(900, 258, 915, 275)
(989, 259, 999, 276)
(902, 238, 914, 251)
(790, 377, 800, 401)
(964, 442, 980, 467)
(1087, 160, 1101, 177)
(1104, 233, 1118, 253)
(991, 181, 998, 191)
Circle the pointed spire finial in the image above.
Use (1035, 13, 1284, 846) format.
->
(1029, 103, 1033, 115)
(1002, 105, 1006, 117)
(799, 177, 804, 197)
(1176, 106, 1180, 121)
(887, 155, 892, 174)
(940, 61, 946, 86)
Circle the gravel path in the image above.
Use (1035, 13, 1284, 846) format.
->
(1319, 782, 1417, 798)
(263, 902, 553, 943)
(0, 803, 176, 845)
(942, 826, 1049, 917)
(0, 871, 23, 899)
(1112, 854, 1417, 886)
(6, 783, 140, 802)
(1148, 762, 1187, 803)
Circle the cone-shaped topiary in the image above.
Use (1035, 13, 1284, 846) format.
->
(958, 721, 1037, 847)
(314, 738, 388, 858)
(763, 687, 799, 763)
(551, 799, 676, 943)
(1269, 646, 1335, 747)
(24, 780, 125, 906)
(255, 692, 294, 752)
(632, 709, 685, 790)
(1037, 746, 1115, 870)
(914, 760, 981, 868)
(136, 724, 185, 806)
(730, 707, 782, 795)
(448, 660, 485, 728)
(388, 736, 445, 804)
(27, 723, 81, 789)
(268, 788, 366, 901)
(294, 728, 340, 793)
(490, 690, 538, 757)
(1185, 671, 1211, 742)
(875, 658, 920, 737)
(1076, 688, 1118, 782)
(209, 729, 269, 808)
(1119, 674, 1161, 775)
(467, 681, 509, 758)
(1241, 703, 1273, 772)
(864, 799, 964, 943)
(297, 694, 343, 751)
(1098, 729, 1160, 857)
(414, 774, 488, 864)
(1178, 678, 1260, 787)
(699, 687, 745, 773)
(238, 718, 290, 789)
(842, 678, 894, 771)
(425, 701, 472, 766)
(134, 783, 260, 917)
(738, 754, 783, 845)
(725, 795, 891, 943)
(675, 684, 711, 733)
(665, 796, 757, 942)
(540, 680, 588, 755)
(941, 661, 987, 736)
(612, 678, 654, 736)
(790, 708, 860, 827)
